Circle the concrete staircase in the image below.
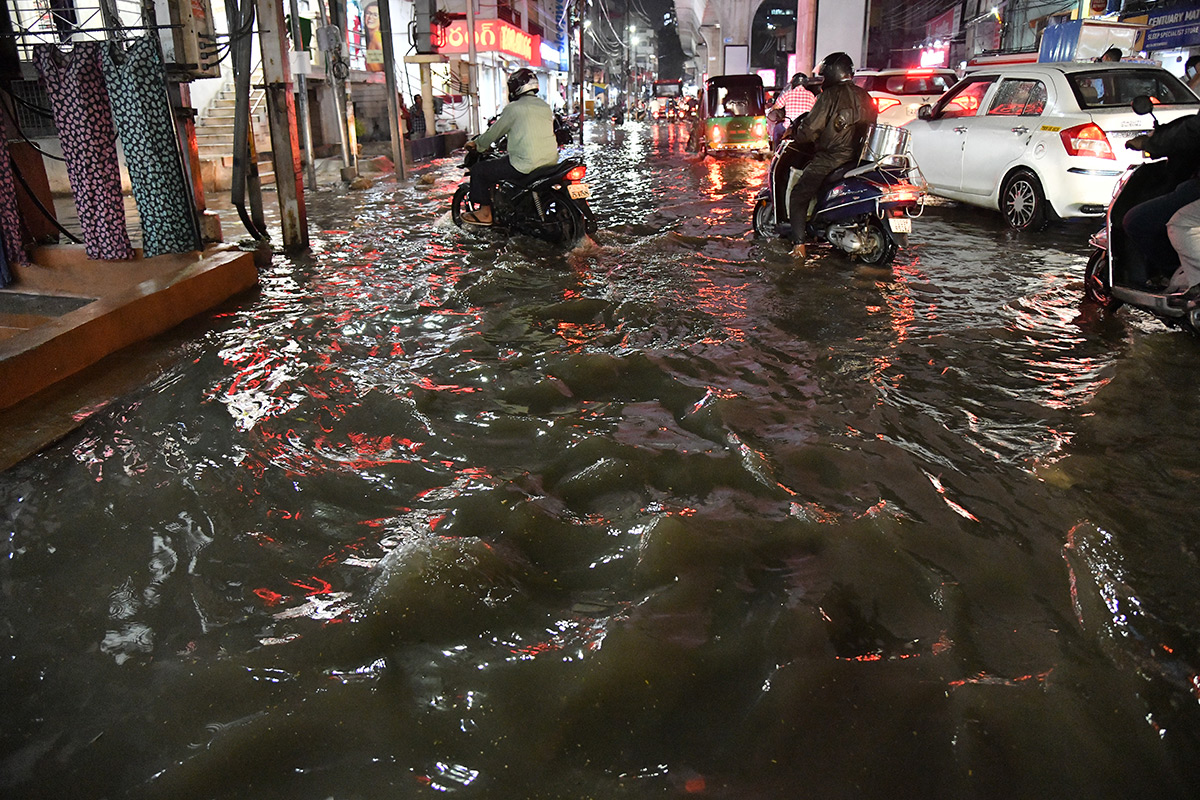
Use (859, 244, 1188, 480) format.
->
(195, 69, 276, 190)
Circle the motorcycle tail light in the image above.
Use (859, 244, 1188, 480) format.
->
(1060, 123, 1115, 159)
(874, 97, 901, 113)
(564, 165, 587, 182)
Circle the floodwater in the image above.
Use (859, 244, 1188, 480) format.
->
(4, 121, 1200, 799)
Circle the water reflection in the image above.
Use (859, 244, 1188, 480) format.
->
(3, 120, 1200, 799)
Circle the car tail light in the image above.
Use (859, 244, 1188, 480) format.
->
(753, 118, 767, 138)
(874, 97, 902, 113)
(709, 124, 723, 143)
(564, 165, 587, 182)
(1059, 123, 1115, 159)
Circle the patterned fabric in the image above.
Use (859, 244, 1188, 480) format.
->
(772, 85, 817, 123)
(0, 110, 28, 285)
(103, 35, 197, 258)
(34, 42, 133, 261)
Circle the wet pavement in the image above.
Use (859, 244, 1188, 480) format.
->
(3, 121, 1200, 799)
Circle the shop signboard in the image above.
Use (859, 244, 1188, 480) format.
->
(1129, 3, 1200, 51)
(438, 19, 542, 67)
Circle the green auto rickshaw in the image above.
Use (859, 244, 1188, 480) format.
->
(699, 74, 770, 157)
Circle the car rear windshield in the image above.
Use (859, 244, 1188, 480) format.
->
(856, 73, 955, 95)
(1068, 69, 1199, 109)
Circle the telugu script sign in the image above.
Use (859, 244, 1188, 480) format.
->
(438, 19, 542, 67)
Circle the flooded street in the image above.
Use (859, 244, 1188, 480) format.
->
(4, 120, 1200, 798)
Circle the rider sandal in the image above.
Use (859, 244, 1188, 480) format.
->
(461, 211, 493, 226)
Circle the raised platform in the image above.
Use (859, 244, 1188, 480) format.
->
(0, 244, 258, 470)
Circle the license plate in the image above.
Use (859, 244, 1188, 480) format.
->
(888, 217, 912, 233)
(568, 183, 591, 199)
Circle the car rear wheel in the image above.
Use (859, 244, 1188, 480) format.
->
(1001, 169, 1049, 231)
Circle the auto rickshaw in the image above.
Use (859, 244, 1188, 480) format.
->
(699, 74, 770, 157)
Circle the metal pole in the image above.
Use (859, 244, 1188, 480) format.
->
(315, 0, 356, 177)
(288, 0, 317, 188)
(578, 6, 584, 146)
(467, 0, 480, 134)
(378, 0, 407, 179)
(256, 0, 309, 250)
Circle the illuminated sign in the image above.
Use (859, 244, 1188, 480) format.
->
(438, 19, 542, 66)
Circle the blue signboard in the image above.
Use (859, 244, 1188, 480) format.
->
(1144, 4, 1200, 50)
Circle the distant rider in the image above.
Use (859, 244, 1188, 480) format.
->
(769, 71, 817, 144)
(783, 52, 877, 258)
(462, 68, 559, 226)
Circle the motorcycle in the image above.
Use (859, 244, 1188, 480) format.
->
(751, 120, 924, 267)
(450, 144, 597, 244)
(1083, 95, 1200, 332)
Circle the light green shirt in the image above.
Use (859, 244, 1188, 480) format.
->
(475, 94, 559, 173)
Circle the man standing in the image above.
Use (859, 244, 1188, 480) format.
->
(785, 52, 876, 259)
(410, 94, 426, 139)
(460, 68, 559, 226)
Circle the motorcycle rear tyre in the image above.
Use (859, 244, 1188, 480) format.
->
(539, 190, 585, 244)
(752, 198, 774, 238)
(857, 217, 898, 267)
(578, 199, 598, 235)
(1083, 248, 1122, 311)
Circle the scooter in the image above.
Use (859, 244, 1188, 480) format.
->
(1083, 95, 1200, 332)
(450, 144, 597, 245)
(751, 120, 924, 267)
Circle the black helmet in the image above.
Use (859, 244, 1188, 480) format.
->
(818, 52, 854, 84)
(507, 68, 539, 101)
(789, 72, 807, 89)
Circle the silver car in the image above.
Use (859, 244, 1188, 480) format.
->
(908, 62, 1199, 230)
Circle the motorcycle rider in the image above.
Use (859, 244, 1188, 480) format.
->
(461, 68, 560, 226)
(783, 52, 877, 258)
(1122, 113, 1200, 290)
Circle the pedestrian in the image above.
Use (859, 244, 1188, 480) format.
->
(1186, 55, 1200, 90)
(410, 94, 426, 139)
(1099, 47, 1121, 62)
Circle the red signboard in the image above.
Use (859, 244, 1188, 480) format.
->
(438, 19, 542, 66)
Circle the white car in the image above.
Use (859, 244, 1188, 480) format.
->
(908, 62, 1199, 230)
(853, 68, 958, 127)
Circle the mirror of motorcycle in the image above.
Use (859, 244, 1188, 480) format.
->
(1131, 94, 1158, 126)
(918, 104, 933, 121)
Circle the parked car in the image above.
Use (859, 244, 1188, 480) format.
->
(699, 74, 770, 157)
(908, 62, 1199, 230)
(853, 68, 958, 126)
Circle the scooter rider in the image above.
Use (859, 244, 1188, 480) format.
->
(462, 68, 560, 226)
(783, 52, 877, 257)
(1123, 113, 1200, 289)
(768, 71, 817, 146)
